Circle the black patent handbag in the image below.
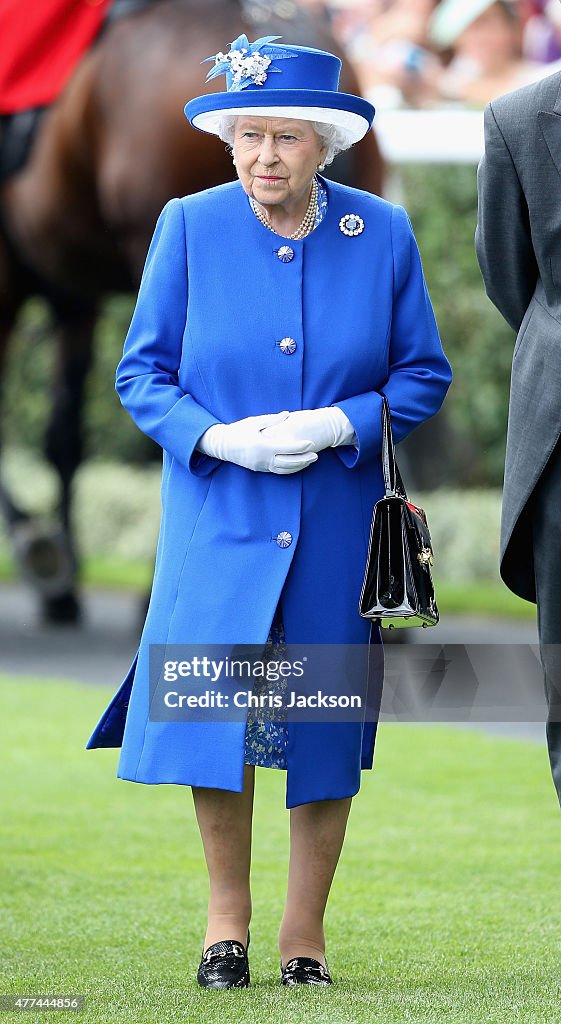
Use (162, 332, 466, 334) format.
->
(358, 395, 439, 628)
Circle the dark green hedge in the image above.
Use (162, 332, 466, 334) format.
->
(399, 164, 514, 486)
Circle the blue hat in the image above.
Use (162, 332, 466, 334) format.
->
(184, 34, 375, 145)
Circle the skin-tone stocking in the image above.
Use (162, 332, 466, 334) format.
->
(278, 796, 352, 969)
(192, 767, 352, 968)
(191, 763, 255, 951)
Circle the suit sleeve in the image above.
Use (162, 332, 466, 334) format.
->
(115, 197, 223, 476)
(475, 101, 538, 333)
(331, 204, 452, 469)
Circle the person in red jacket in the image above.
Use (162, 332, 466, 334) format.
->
(0, 0, 110, 115)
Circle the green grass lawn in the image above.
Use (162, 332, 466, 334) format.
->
(2, 678, 560, 1023)
(434, 582, 536, 620)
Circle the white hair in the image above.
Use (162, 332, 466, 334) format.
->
(216, 114, 354, 166)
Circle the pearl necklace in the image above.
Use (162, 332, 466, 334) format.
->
(250, 177, 319, 240)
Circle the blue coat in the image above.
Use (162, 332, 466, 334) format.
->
(86, 175, 452, 807)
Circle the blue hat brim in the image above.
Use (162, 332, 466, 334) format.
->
(184, 89, 375, 144)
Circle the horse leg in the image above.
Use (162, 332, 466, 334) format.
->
(41, 294, 98, 623)
(0, 247, 53, 569)
(0, 303, 29, 528)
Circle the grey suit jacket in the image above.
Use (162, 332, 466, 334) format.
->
(476, 69, 561, 602)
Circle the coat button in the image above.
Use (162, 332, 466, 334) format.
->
(275, 531, 293, 548)
(278, 337, 297, 354)
(275, 245, 294, 263)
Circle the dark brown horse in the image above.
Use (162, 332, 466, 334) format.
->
(0, 0, 384, 621)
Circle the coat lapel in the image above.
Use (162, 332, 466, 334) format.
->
(538, 75, 561, 177)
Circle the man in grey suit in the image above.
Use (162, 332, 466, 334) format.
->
(475, 66, 561, 806)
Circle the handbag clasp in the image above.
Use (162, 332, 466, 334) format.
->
(417, 546, 433, 567)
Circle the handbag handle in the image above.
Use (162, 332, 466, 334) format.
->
(381, 394, 407, 499)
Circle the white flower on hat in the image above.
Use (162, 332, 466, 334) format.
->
(202, 33, 297, 92)
(227, 48, 271, 86)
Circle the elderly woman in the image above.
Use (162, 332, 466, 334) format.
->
(87, 36, 452, 989)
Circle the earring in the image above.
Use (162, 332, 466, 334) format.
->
(317, 162, 325, 171)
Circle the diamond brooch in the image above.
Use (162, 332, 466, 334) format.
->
(339, 213, 365, 237)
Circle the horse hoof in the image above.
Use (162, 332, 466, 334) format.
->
(11, 521, 76, 596)
(41, 591, 82, 625)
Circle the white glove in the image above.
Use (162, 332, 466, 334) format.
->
(260, 406, 358, 453)
(196, 411, 319, 474)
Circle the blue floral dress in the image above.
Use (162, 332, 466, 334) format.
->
(243, 597, 290, 768)
(243, 176, 328, 770)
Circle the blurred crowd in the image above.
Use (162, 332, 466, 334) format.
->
(296, 0, 561, 107)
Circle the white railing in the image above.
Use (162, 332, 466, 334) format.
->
(373, 107, 484, 165)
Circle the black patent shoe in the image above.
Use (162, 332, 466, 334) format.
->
(196, 930, 250, 989)
(280, 955, 332, 986)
